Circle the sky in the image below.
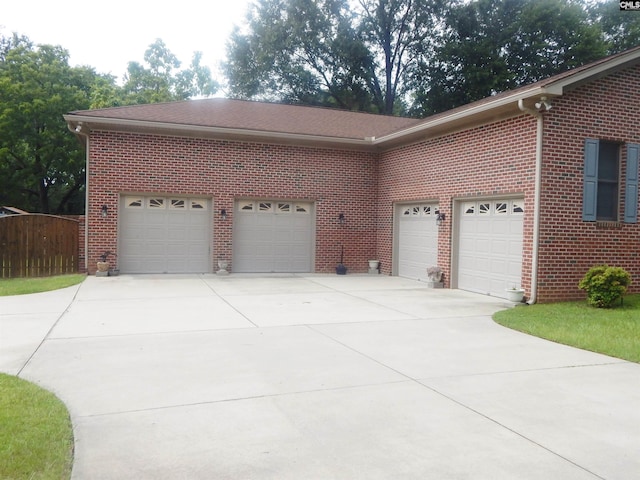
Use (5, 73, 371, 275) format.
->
(1, 0, 252, 90)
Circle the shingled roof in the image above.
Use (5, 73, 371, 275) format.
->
(68, 99, 420, 141)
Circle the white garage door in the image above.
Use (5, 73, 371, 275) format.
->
(233, 200, 313, 273)
(457, 199, 524, 298)
(397, 203, 439, 281)
(119, 196, 211, 273)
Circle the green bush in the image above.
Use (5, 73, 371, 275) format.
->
(578, 265, 632, 308)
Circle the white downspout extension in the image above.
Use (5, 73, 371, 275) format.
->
(517, 99, 543, 305)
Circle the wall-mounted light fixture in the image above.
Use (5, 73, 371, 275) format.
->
(338, 213, 345, 225)
(436, 211, 446, 226)
(221, 209, 227, 220)
(534, 96, 552, 111)
(101, 205, 108, 218)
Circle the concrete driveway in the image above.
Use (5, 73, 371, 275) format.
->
(1, 274, 638, 479)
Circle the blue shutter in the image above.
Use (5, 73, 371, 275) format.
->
(582, 139, 599, 221)
(625, 143, 639, 223)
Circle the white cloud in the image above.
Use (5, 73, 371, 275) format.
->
(1, 0, 252, 85)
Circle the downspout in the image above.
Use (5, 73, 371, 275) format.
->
(68, 123, 90, 274)
(517, 99, 543, 305)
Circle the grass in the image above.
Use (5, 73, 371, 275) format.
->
(0, 374, 73, 480)
(493, 294, 640, 362)
(0, 274, 85, 296)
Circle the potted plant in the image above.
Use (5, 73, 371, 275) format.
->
(426, 266, 443, 288)
(505, 286, 525, 303)
(336, 245, 347, 275)
(96, 251, 110, 276)
(368, 259, 380, 274)
(217, 257, 229, 275)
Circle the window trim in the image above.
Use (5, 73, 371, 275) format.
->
(583, 139, 638, 224)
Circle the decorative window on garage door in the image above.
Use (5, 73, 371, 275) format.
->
(148, 198, 165, 209)
(125, 197, 143, 208)
(463, 200, 524, 215)
(402, 203, 439, 216)
(190, 199, 206, 210)
(295, 203, 311, 213)
(237, 200, 312, 215)
(170, 199, 186, 209)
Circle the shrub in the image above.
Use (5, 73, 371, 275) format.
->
(578, 265, 632, 308)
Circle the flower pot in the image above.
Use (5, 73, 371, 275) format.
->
(506, 289, 525, 303)
(368, 260, 380, 269)
(427, 273, 442, 283)
(217, 259, 229, 275)
(336, 264, 347, 275)
(97, 261, 109, 272)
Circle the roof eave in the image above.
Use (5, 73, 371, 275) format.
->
(373, 86, 552, 149)
(63, 114, 378, 151)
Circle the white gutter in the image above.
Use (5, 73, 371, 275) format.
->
(374, 86, 551, 145)
(67, 122, 90, 273)
(517, 99, 544, 304)
(63, 115, 375, 149)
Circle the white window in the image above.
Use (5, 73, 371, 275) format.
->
(259, 202, 273, 213)
(495, 202, 507, 214)
(125, 197, 143, 208)
(239, 201, 254, 212)
(148, 198, 165, 209)
(512, 201, 524, 214)
(170, 199, 186, 209)
(463, 202, 475, 215)
(190, 199, 206, 210)
(277, 203, 291, 213)
(295, 204, 310, 214)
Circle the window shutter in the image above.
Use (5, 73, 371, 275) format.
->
(625, 143, 639, 223)
(582, 139, 599, 221)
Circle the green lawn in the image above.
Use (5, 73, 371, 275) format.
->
(0, 274, 85, 296)
(493, 294, 640, 362)
(0, 374, 73, 480)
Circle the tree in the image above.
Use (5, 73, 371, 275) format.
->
(590, 0, 640, 54)
(225, 0, 446, 114)
(122, 39, 218, 104)
(0, 36, 98, 213)
(411, 0, 608, 115)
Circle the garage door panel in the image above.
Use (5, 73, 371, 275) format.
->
(476, 221, 491, 234)
(397, 203, 439, 281)
(508, 241, 522, 255)
(119, 196, 211, 274)
(233, 200, 313, 273)
(457, 199, 524, 298)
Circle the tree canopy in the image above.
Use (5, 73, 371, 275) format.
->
(0, 35, 93, 213)
(225, 0, 640, 116)
(0, 35, 218, 213)
(225, 0, 446, 114)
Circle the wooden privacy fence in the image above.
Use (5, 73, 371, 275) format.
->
(0, 214, 79, 278)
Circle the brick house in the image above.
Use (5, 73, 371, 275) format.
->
(65, 47, 640, 302)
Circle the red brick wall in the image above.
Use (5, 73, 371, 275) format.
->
(85, 64, 640, 302)
(377, 116, 538, 293)
(536, 65, 640, 301)
(86, 134, 377, 274)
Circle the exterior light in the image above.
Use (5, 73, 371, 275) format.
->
(338, 213, 345, 225)
(436, 211, 446, 226)
(221, 209, 227, 220)
(101, 205, 108, 218)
